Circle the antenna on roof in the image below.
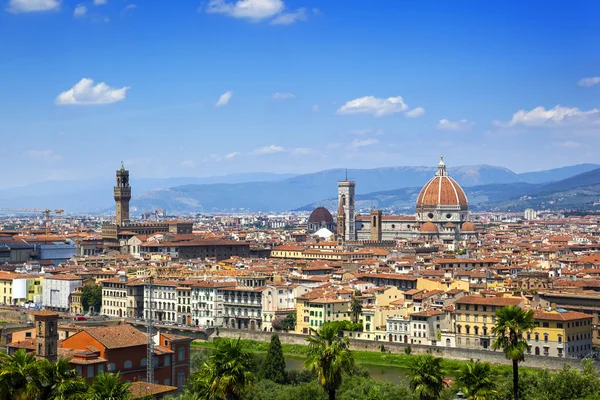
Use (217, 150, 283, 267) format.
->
(345, 168, 348, 180)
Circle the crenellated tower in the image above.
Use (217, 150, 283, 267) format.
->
(114, 162, 131, 226)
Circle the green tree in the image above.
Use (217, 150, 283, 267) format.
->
(81, 284, 102, 313)
(304, 324, 354, 400)
(260, 334, 288, 384)
(491, 305, 535, 400)
(188, 337, 256, 400)
(88, 372, 132, 400)
(38, 358, 89, 400)
(407, 354, 445, 400)
(456, 361, 497, 400)
(0, 349, 42, 400)
(350, 298, 362, 324)
(281, 312, 296, 331)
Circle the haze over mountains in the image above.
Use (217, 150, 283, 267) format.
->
(0, 164, 598, 213)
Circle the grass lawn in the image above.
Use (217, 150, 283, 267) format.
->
(191, 338, 531, 378)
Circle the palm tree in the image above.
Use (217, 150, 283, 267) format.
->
(456, 361, 497, 400)
(38, 358, 89, 400)
(189, 337, 256, 400)
(88, 372, 131, 400)
(0, 349, 42, 400)
(304, 324, 354, 400)
(350, 297, 362, 324)
(408, 354, 445, 400)
(491, 305, 535, 400)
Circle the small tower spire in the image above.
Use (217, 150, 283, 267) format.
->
(436, 155, 447, 177)
(345, 168, 348, 181)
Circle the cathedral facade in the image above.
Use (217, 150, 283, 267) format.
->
(325, 157, 478, 248)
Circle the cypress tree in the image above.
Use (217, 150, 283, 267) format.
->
(260, 334, 288, 384)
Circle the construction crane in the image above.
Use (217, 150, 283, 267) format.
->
(136, 269, 156, 383)
(0, 208, 64, 236)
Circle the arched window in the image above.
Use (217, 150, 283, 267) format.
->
(534, 333, 539, 341)
(465, 325, 470, 335)
(124, 360, 132, 369)
(558, 334, 563, 343)
(544, 333, 548, 343)
(108, 363, 116, 372)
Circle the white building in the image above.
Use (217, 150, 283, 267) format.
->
(262, 283, 311, 331)
(409, 309, 449, 346)
(386, 316, 411, 344)
(42, 274, 83, 311)
(191, 281, 235, 328)
(144, 280, 178, 323)
(524, 208, 538, 220)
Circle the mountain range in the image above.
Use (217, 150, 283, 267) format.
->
(0, 164, 598, 213)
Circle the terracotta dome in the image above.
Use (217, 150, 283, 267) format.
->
(419, 221, 439, 233)
(308, 207, 334, 223)
(461, 221, 476, 232)
(416, 157, 468, 210)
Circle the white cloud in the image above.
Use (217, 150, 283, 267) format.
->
(205, 0, 283, 21)
(556, 141, 582, 149)
(577, 77, 600, 88)
(121, 3, 136, 15)
(55, 78, 130, 105)
(312, 104, 319, 112)
(7, 0, 60, 13)
(224, 152, 240, 159)
(73, 4, 86, 17)
(336, 96, 409, 117)
(180, 160, 196, 168)
(437, 118, 475, 131)
(351, 138, 378, 148)
(495, 105, 600, 128)
(351, 128, 383, 136)
(250, 144, 285, 155)
(215, 91, 233, 107)
(270, 7, 306, 25)
(291, 147, 314, 155)
(93, 0, 107, 4)
(203, 154, 223, 163)
(405, 107, 425, 118)
(27, 149, 62, 161)
(273, 92, 295, 100)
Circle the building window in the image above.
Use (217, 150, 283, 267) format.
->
(76, 366, 82, 376)
(141, 358, 147, 367)
(87, 365, 95, 378)
(177, 371, 185, 387)
(178, 347, 185, 361)
(124, 360, 132, 369)
(165, 355, 171, 366)
(108, 363, 116, 372)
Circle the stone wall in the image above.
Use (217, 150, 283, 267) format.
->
(211, 328, 599, 371)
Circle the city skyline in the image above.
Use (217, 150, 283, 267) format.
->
(1, 0, 599, 188)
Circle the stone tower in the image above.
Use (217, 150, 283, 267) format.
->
(337, 179, 356, 241)
(114, 163, 131, 226)
(336, 197, 346, 244)
(370, 209, 382, 241)
(34, 310, 59, 363)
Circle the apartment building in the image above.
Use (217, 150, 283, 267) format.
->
(527, 309, 593, 358)
(145, 280, 178, 323)
(454, 295, 524, 350)
(296, 297, 352, 334)
(386, 316, 411, 343)
(191, 281, 235, 327)
(261, 283, 310, 331)
(101, 274, 144, 318)
(221, 286, 263, 330)
(176, 281, 193, 325)
(409, 309, 449, 346)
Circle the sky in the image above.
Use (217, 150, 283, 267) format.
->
(1, 0, 599, 188)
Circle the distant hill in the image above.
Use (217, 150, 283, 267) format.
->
(1, 164, 598, 213)
(298, 168, 600, 214)
(517, 164, 600, 184)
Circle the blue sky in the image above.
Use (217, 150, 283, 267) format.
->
(1, 0, 599, 188)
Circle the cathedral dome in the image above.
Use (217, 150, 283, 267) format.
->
(416, 156, 468, 210)
(461, 221, 476, 232)
(419, 221, 439, 233)
(308, 207, 334, 223)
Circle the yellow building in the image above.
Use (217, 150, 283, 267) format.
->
(454, 295, 524, 350)
(0, 272, 19, 305)
(417, 277, 469, 292)
(271, 245, 305, 259)
(296, 296, 351, 334)
(529, 309, 593, 358)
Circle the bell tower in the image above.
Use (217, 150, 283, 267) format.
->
(337, 178, 356, 241)
(114, 162, 131, 226)
(34, 310, 59, 363)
